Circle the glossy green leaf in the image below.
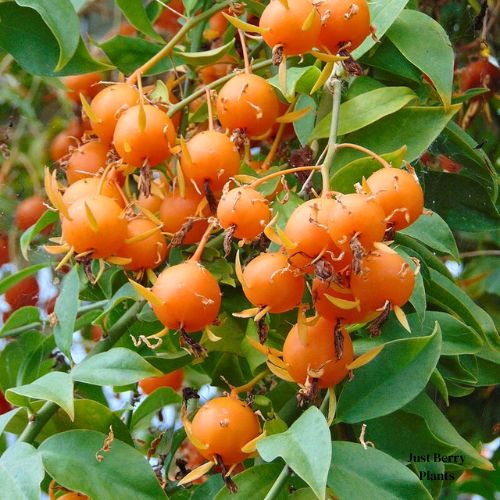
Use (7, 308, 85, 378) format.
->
(214, 463, 287, 500)
(0, 442, 44, 500)
(100, 35, 182, 76)
(311, 87, 417, 140)
(352, 0, 410, 58)
(53, 264, 80, 359)
(423, 172, 499, 232)
(71, 348, 161, 386)
(177, 39, 235, 65)
(404, 393, 493, 470)
(5, 399, 133, 445)
(336, 325, 441, 423)
(258, 407, 331, 500)
(192, 475, 225, 500)
(202, 315, 245, 354)
(268, 66, 321, 101)
(401, 212, 459, 259)
(328, 442, 432, 500)
(294, 94, 317, 147)
(346, 76, 385, 99)
(0, 3, 111, 75)
(6, 371, 74, 420)
(19, 209, 58, 260)
(0, 408, 22, 438)
(116, 0, 164, 43)
(0, 307, 41, 337)
(40, 430, 168, 499)
(387, 10, 454, 107)
(398, 247, 426, 320)
(439, 356, 477, 385)
(93, 282, 138, 323)
(429, 368, 449, 405)
(18, 335, 56, 385)
(330, 147, 406, 193)
(460, 355, 500, 386)
(332, 105, 460, 173)
(146, 351, 192, 373)
(0, 263, 45, 295)
(16, 0, 80, 71)
(131, 387, 181, 428)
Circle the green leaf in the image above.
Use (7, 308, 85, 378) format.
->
(336, 325, 441, 423)
(0, 408, 22, 437)
(177, 39, 235, 65)
(0, 307, 41, 337)
(404, 393, 493, 470)
(0, 263, 45, 295)
(39, 430, 168, 499)
(439, 356, 477, 385)
(100, 35, 182, 76)
(258, 407, 331, 500)
(330, 147, 407, 193)
(5, 399, 133, 445)
(423, 172, 499, 232)
(268, 66, 321, 101)
(71, 348, 161, 386)
(19, 209, 58, 260)
(294, 94, 317, 147)
(146, 351, 192, 373)
(460, 355, 500, 386)
(192, 475, 225, 500)
(311, 87, 417, 140)
(16, 0, 80, 71)
(6, 372, 74, 420)
(0, 3, 111, 75)
(201, 315, 245, 354)
(346, 76, 385, 100)
(0, 442, 44, 500)
(426, 268, 498, 355)
(328, 442, 432, 500)
(214, 463, 287, 500)
(53, 264, 80, 359)
(396, 247, 426, 320)
(116, 0, 163, 43)
(429, 368, 449, 405)
(352, 0, 409, 58)
(131, 387, 181, 428)
(18, 336, 56, 385)
(331, 105, 460, 173)
(93, 282, 138, 323)
(400, 212, 459, 259)
(387, 10, 454, 107)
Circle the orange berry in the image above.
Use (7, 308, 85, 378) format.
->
(66, 141, 109, 184)
(139, 369, 184, 394)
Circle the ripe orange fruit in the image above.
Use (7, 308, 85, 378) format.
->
(0, 391, 11, 415)
(190, 396, 261, 465)
(317, 0, 371, 53)
(216, 74, 279, 136)
(350, 251, 415, 311)
(199, 55, 235, 84)
(66, 141, 109, 184)
(204, 11, 228, 40)
(283, 317, 353, 387)
(139, 369, 184, 394)
(366, 167, 424, 230)
(0, 232, 9, 265)
(217, 186, 271, 241)
(284, 197, 338, 271)
(117, 218, 168, 270)
(242, 252, 305, 313)
(61, 195, 127, 259)
(5, 276, 39, 310)
(460, 59, 500, 94)
(58, 494, 88, 500)
(312, 278, 375, 324)
(181, 131, 240, 191)
(89, 83, 140, 145)
(260, 0, 321, 56)
(151, 261, 221, 332)
(113, 104, 176, 167)
(50, 119, 82, 161)
(62, 72, 103, 103)
(62, 176, 124, 207)
(159, 185, 208, 244)
(15, 195, 47, 231)
(327, 193, 386, 252)
(155, 0, 184, 32)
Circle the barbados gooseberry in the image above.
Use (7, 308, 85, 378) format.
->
(89, 83, 140, 144)
(190, 396, 260, 465)
(139, 369, 183, 394)
(117, 217, 168, 270)
(113, 104, 176, 167)
(260, 0, 321, 56)
(216, 74, 279, 137)
(62, 176, 124, 207)
(50, 119, 82, 161)
(283, 317, 353, 387)
(317, 0, 371, 53)
(366, 167, 424, 230)
(62, 72, 102, 103)
(350, 251, 415, 311)
(5, 276, 39, 310)
(460, 59, 500, 94)
(242, 252, 305, 313)
(0, 233, 9, 265)
(151, 260, 221, 332)
(217, 186, 271, 240)
(15, 195, 47, 231)
(66, 141, 109, 184)
(61, 195, 127, 259)
(0, 391, 11, 415)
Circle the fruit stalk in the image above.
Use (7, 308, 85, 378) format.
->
(127, 0, 232, 84)
(321, 66, 343, 197)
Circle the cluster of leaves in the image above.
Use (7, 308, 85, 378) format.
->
(0, 0, 498, 499)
